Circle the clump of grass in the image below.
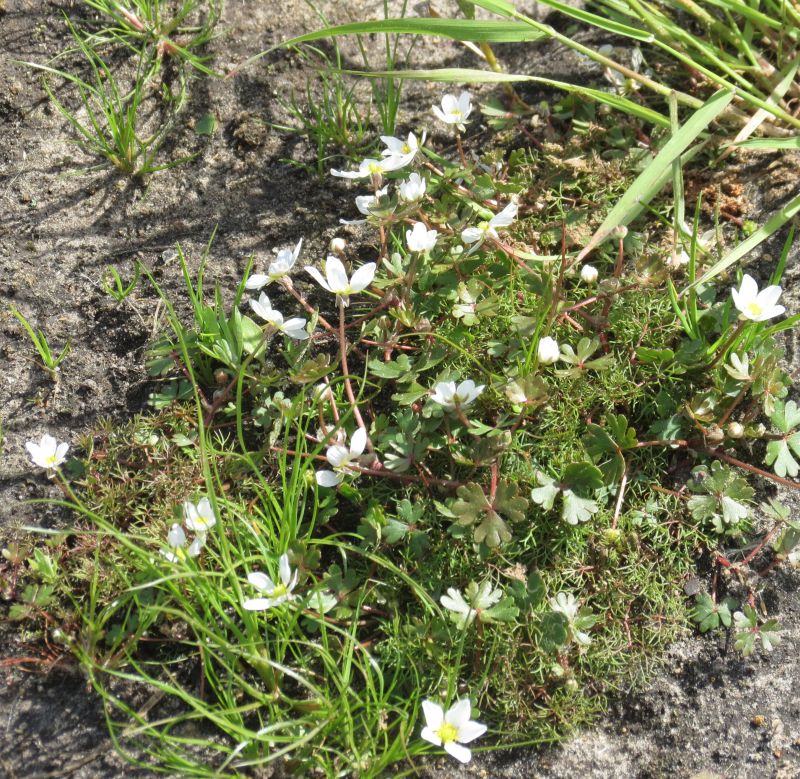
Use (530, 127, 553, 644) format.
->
(23, 2, 221, 177)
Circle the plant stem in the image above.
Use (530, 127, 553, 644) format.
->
(707, 319, 747, 369)
(338, 299, 372, 452)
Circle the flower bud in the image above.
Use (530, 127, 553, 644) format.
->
(329, 237, 347, 255)
(580, 264, 599, 284)
(706, 425, 724, 445)
(726, 421, 745, 439)
(537, 336, 560, 365)
(611, 225, 628, 239)
(748, 423, 767, 438)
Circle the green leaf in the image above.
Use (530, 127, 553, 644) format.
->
(692, 593, 736, 633)
(635, 346, 675, 364)
(483, 596, 520, 623)
(765, 438, 800, 478)
(531, 463, 603, 523)
(562, 461, 604, 493)
(760, 619, 781, 652)
(539, 611, 568, 652)
(291, 353, 331, 385)
(194, 113, 217, 136)
(451, 481, 527, 547)
(769, 399, 800, 433)
(277, 17, 548, 47)
(530, 471, 559, 511)
(561, 492, 599, 525)
(240, 315, 265, 356)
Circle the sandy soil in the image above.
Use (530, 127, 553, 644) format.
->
(1, 1, 799, 777)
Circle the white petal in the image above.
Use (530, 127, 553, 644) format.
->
(325, 256, 349, 292)
(326, 444, 350, 468)
(305, 265, 332, 292)
(316, 470, 342, 487)
(26, 443, 46, 469)
(330, 168, 365, 179)
(350, 426, 368, 456)
(490, 202, 518, 228)
(245, 274, 269, 291)
(348, 263, 376, 293)
(432, 105, 448, 123)
(420, 726, 442, 746)
(187, 537, 204, 557)
(442, 94, 459, 114)
(243, 598, 274, 611)
(40, 434, 58, 455)
(757, 285, 783, 308)
(279, 554, 292, 586)
(422, 700, 444, 730)
(445, 699, 473, 728)
(440, 590, 470, 615)
(443, 741, 472, 764)
(457, 720, 487, 744)
(167, 523, 186, 548)
(461, 227, 483, 244)
(248, 572, 276, 592)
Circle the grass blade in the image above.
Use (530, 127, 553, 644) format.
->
(575, 88, 734, 262)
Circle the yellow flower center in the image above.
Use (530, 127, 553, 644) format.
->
(436, 722, 459, 744)
(270, 583, 288, 598)
(746, 302, 763, 318)
(402, 143, 411, 153)
(368, 162, 383, 173)
(45, 454, 58, 466)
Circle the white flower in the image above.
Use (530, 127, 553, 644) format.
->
(243, 553, 299, 611)
(245, 238, 303, 290)
(330, 156, 403, 180)
(549, 592, 593, 646)
(161, 523, 205, 563)
(432, 91, 473, 132)
(380, 131, 425, 169)
(398, 172, 426, 202)
(549, 591, 579, 621)
(440, 581, 502, 629)
(249, 293, 309, 340)
(440, 588, 476, 628)
(305, 256, 376, 307)
(406, 222, 438, 253)
(580, 264, 599, 284)
(731, 274, 785, 322)
(183, 497, 217, 534)
(420, 699, 487, 764)
(461, 201, 518, 246)
(537, 336, 561, 365)
(340, 187, 390, 226)
(430, 379, 484, 410)
(316, 427, 368, 487)
(26, 434, 69, 472)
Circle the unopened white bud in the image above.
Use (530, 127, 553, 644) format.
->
(537, 336, 560, 365)
(726, 422, 745, 439)
(580, 264, 599, 284)
(329, 237, 347, 254)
